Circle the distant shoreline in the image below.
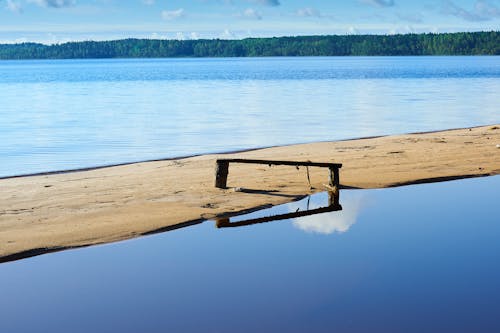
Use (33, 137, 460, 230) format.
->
(1, 124, 499, 262)
(1, 31, 498, 60)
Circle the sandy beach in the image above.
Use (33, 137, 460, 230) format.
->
(1, 125, 499, 262)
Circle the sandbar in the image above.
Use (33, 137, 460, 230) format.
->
(1, 125, 499, 262)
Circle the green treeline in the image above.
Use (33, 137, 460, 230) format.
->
(0, 31, 498, 60)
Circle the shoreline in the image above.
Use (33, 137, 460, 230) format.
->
(1, 124, 499, 262)
(0, 174, 495, 264)
(0, 124, 492, 181)
(1, 32, 498, 59)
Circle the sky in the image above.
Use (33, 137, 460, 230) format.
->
(0, 0, 499, 44)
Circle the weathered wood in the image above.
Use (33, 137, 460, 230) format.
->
(218, 158, 342, 169)
(215, 160, 229, 189)
(328, 167, 340, 205)
(328, 190, 339, 206)
(328, 167, 340, 190)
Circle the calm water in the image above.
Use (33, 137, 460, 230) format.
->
(1, 176, 499, 332)
(1, 56, 499, 177)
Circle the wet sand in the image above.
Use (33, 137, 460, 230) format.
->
(1, 125, 499, 261)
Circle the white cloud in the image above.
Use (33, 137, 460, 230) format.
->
(167, 31, 200, 40)
(6, 0, 22, 13)
(150, 32, 167, 39)
(441, 0, 500, 21)
(29, 0, 75, 8)
(348, 26, 360, 35)
(292, 195, 364, 235)
(142, 0, 155, 5)
(0, 37, 28, 44)
(174, 32, 186, 40)
(475, 0, 500, 17)
(161, 8, 185, 20)
(242, 8, 262, 20)
(296, 7, 321, 18)
(387, 25, 416, 34)
(361, 0, 395, 8)
(220, 28, 236, 39)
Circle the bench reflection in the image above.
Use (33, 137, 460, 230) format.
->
(216, 191, 342, 229)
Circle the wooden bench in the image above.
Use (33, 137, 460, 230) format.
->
(214, 158, 342, 193)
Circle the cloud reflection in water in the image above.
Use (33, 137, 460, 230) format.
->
(290, 192, 364, 235)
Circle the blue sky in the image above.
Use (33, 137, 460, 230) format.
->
(1, 0, 499, 43)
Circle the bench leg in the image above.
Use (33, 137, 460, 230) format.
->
(215, 217, 230, 228)
(328, 167, 340, 205)
(215, 161, 229, 189)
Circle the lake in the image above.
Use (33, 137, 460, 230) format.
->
(0, 56, 499, 177)
(1, 176, 499, 332)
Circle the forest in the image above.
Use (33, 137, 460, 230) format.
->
(0, 31, 498, 59)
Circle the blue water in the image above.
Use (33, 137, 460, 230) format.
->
(1, 176, 499, 332)
(1, 56, 499, 177)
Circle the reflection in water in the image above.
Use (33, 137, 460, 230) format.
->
(290, 193, 364, 235)
(0, 192, 352, 264)
(2, 57, 499, 178)
(1, 177, 500, 333)
(215, 191, 345, 230)
(0, 191, 357, 264)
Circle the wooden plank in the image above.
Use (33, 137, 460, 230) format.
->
(215, 202, 342, 228)
(217, 158, 342, 169)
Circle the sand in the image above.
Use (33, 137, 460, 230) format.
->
(1, 125, 499, 261)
